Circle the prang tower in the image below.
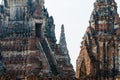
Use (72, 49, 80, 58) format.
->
(76, 0, 120, 80)
(0, 0, 75, 79)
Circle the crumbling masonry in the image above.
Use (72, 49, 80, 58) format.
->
(0, 0, 75, 79)
(76, 0, 120, 80)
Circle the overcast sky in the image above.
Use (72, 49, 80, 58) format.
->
(44, 0, 120, 70)
(0, 0, 120, 70)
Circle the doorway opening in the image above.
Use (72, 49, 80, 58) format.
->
(35, 23, 42, 38)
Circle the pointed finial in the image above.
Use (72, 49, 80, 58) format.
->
(59, 24, 71, 64)
(61, 24, 64, 33)
(59, 24, 66, 45)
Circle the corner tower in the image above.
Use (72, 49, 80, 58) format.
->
(59, 24, 71, 65)
(76, 0, 120, 80)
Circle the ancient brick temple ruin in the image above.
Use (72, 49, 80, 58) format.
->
(76, 0, 120, 80)
(0, 0, 75, 79)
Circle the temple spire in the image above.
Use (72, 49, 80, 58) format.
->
(76, 0, 120, 79)
(59, 24, 71, 64)
(59, 24, 66, 47)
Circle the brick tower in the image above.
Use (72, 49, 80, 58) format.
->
(0, 0, 75, 79)
(76, 0, 120, 80)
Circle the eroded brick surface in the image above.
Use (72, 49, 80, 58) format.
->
(0, 0, 75, 79)
(76, 0, 120, 80)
